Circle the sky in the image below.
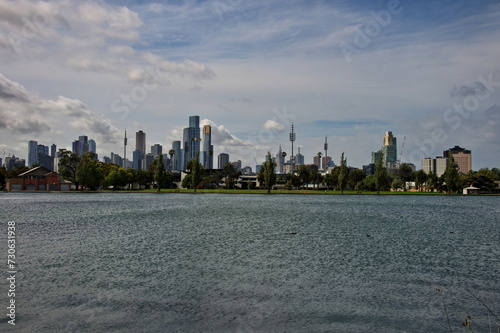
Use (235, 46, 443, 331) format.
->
(0, 0, 499, 169)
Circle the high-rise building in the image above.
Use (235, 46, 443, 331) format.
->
(136, 130, 146, 170)
(295, 147, 304, 165)
(381, 131, 397, 169)
(133, 149, 142, 171)
(136, 130, 146, 156)
(183, 116, 201, 170)
(322, 156, 332, 170)
(171, 141, 181, 171)
(50, 144, 57, 158)
(202, 125, 214, 169)
(144, 153, 155, 171)
(88, 139, 96, 154)
(78, 136, 89, 156)
(313, 155, 321, 169)
(151, 144, 162, 157)
(28, 140, 38, 167)
(443, 146, 472, 173)
(218, 153, 229, 169)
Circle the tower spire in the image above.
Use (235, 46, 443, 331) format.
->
(123, 129, 127, 168)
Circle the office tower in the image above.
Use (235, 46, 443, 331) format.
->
(295, 147, 304, 165)
(28, 140, 38, 167)
(443, 146, 472, 173)
(78, 136, 89, 156)
(322, 156, 332, 170)
(381, 131, 397, 169)
(88, 139, 96, 154)
(183, 116, 201, 170)
(218, 153, 229, 169)
(313, 155, 321, 169)
(133, 149, 142, 171)
(171, 141, 181, 171)
(202, 125, 214, 169)
(50, 144, 57, 158)
(151, 144, 162, 157)
(144, 153, 155, 171)
(136, 130, 146, 170)
(136, 130, 146, 156)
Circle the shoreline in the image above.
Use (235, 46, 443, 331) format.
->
(2, 189, 499, 195)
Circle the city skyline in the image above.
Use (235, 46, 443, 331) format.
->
(0, 1, 499, 169)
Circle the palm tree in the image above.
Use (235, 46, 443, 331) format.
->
(168, 149, 175, 171)
(317, 152, 322, 170)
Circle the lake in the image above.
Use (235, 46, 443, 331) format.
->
(0, 193, 499, 332)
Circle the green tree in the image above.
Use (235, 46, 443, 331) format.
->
(298, 164, 310, 190)
(76, 152, 103, 191)
(168, 149, 175, 171)
(399, 163, 413, 191)
(391, 177, 403, 191)
(186, 152, 204, 192)
(375, 152, 387, 194)
(426, 171, 438, 192)
(338, 152, 349, 194)
(414, 169, 428, 192)
(259, 152, 277, 194)
(58, 149, 80, 189)
(154, 154, 166, 192)
(223, 162, 240, 189)
(0, 167, 6, 189)
(444, 155, 460, 194)
(349, 168, 366, 193)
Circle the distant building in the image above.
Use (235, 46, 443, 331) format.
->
(382, 131, 397, 169)
(171, 141, 181, 171)
(232, 160, 242, 171)
(218, 153, 229, 169)
(295, 149, 304, 165)
(151, 144, 162, 157)
(322, 156, 332, 170)
(50, 144, 57, 158)
(241, 166, 252, 174)
(443, 146, 471, 173)
(133, 149, 142, 171)
(88, 139, 96, 154)
(136, 130, 146, 169)
(422, 157, 448, 177)
(363, 163, 376, 175)
(145, 153, 155, 171)
(313, 155, 321, 169)
(28, 140, 38, 167)
(183, 115, 201, 170)
(202, 125, 214, 169)
(276, 146, 284, 173)
(5, 155, 25, 170)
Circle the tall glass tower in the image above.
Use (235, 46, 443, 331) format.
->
(202, 125, 213, 169)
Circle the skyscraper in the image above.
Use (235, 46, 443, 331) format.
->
(88, 139, 96, 154)
(381, 131, 397, 169)
(50, 144, 57, 158)
(218, 153, 229, 169)
(151, 144, 162, 157)
(202, 124, 214, 169)
(295, 147, 304, 165)
(183, 116, 201, 170)
(276, 145, 284, 173)
(171, 141, 181, 171)
(133, 149, 142, 171)
(78, 136, 89, 156)
(28, 140, 38, 167)
(136, 130, 146, 169)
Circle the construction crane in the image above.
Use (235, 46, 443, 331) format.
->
(398, 136, 406, 164)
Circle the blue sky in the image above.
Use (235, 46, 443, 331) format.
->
(0, 0, 499, 169)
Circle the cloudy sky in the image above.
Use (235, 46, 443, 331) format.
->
(1, 0, 499, 169)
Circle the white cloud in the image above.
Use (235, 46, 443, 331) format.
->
(262, 119, 285, 132)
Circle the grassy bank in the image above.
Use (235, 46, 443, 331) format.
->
(100, 189, 476, 195)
